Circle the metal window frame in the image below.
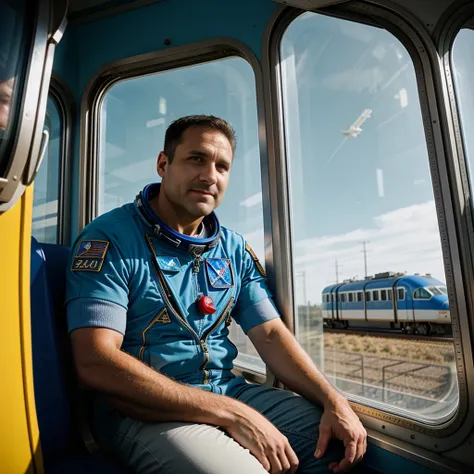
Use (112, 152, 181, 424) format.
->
(0, 0, 67, 211)
(261, 0, 474, 459)
(48, 73, 75, 245)
(79, 38, 274, 381)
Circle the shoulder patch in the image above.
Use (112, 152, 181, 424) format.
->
(245, 242, 266, 278)
(71, 240, 109, 272)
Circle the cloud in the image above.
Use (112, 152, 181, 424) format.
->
(240, 192, 262, 208)
(293, 200, 446, 304)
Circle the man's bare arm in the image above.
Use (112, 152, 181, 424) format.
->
(248, 318, 367, 473)
(70, 326, 299, 473)
(247, 319, 340, 407)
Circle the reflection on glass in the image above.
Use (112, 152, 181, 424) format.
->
(32, 97, 61, 243)
(281, 12, 458, 422)
(99, 57, 265, 371)
(0, 0, 27, 174)
(452, 29, 474, 201)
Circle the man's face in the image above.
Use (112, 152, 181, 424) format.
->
(0, 78, 13, 130)
(158, 126, 233, 219)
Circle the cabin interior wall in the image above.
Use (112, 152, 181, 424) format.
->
(52, 0, 279, 242)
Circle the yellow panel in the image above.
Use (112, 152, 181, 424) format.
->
(0, 186, 42, 474)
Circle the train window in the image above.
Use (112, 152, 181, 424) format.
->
(413, 288, 432, 300)
(281, 12, 457, 422)
(341, 293, 346, 303)
(98, 56, 265, 374)
(452, 28, 474, 206)
(357, 291, 363, 302)
(388, 289, 392, 300)
(348, 293, 353, 302)
(0, 0, 30, 176)
(32, 96, 61, 244)
(381, 289, 387, 301)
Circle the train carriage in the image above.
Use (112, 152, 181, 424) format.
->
(322, 272, 451, 335)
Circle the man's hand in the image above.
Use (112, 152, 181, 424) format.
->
(315, 396, 367, 473)
(222, 404, 299, 474)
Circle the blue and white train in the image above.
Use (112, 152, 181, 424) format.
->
(322, 272, 451, 335)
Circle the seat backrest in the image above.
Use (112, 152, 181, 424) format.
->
(30, 237, 73, 462)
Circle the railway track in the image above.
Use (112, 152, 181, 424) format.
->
(324, 327, 453, 343)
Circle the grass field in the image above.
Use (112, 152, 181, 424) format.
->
(323, 332, 455, 365)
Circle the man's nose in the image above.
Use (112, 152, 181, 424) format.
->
(199, 163, 218, 184)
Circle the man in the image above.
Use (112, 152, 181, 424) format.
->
(66, 115, 367, 474)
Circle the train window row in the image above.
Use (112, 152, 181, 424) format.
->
(322, 288, 408, 304)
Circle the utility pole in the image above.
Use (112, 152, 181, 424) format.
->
(361, 241, 370, 278)
(335, 258, 341, 284)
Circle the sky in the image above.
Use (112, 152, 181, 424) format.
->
(32, 13, 474, 309)
(93, 12, 458, 306)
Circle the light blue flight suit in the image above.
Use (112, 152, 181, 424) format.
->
(66, 183, 344, 474)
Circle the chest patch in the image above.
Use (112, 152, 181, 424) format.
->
(206, 258, 234, 288)
(157, 256, 181, 273)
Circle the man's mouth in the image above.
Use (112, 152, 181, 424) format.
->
(190, 189, 214, 197)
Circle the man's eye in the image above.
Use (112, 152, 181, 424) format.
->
(190, 156, 204, 163)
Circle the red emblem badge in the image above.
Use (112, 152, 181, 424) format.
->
(197, 295, 216, 314)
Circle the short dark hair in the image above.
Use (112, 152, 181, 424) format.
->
(163, 115, 236, 162)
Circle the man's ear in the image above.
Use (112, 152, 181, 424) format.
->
(157, 152, 168, 178)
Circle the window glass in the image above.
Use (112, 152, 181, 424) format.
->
(0, 0, 30, 175)
(372, 290, 379, 302)
(99, 56, 265, 374)
(428, 286, 442, 296)
(32, 96, 61, 243)
(357, 291, 363, 302)
(381, 290, 387, 301)
(365, 292, 371, 302)
(452, 28, 474, 203)
(414, 288, 431, 300)
(281, 12, 457, 422)
(398, 288, 405, 300)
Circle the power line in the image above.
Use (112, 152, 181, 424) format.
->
(361, 241, 370, 278)
(335, 258, 341, 284)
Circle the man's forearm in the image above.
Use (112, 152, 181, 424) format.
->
(77, 346, 244, 425)
(251, 321, 343, 407)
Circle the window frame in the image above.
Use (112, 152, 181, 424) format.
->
(263, 0, 474, 454)
(0, 0, 66, 211)
(81, 38, 271, 381)
(44, 74, 74, 245)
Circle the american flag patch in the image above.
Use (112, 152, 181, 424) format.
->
(75, 240, 109, 259)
